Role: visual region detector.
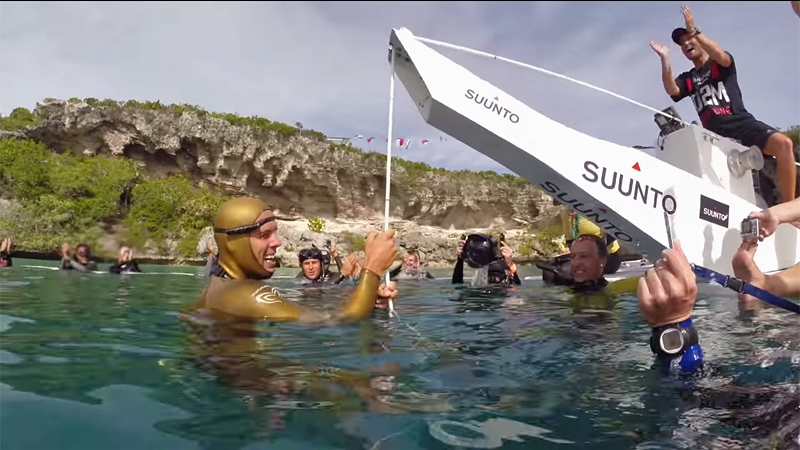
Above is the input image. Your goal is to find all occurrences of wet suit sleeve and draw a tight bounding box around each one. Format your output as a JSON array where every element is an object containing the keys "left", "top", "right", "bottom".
[
  {"left": 64, "top": 259, "right": 90, "bottom": 273},
  {"left": 425, "top": 271, "right": 435, "bottom": 279},
  {"left": 452, "top": 258, "right": 464, "bottom": 284},
  {"left": 109, "top": 262, "right": 122, "bottom": 274},
  {"left": 670, "top": 71, "right": 693, "bottom": 103},
  {"left": 607, "top": 276, "right": 641, "bottom": 295},
  {"left": 218, "top": 268, "right": 382, "bottom": 323},
  {"left": 130, "top": 260, "right": 141, "bottom": 273},
  {"left": 511, "top": 272, "right": 522, "bottom": 285}
]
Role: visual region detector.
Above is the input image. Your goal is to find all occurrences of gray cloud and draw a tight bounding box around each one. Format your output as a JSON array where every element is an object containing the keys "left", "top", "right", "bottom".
[{"left": 1, "top": 1, "right": 798, "bottom": 174}]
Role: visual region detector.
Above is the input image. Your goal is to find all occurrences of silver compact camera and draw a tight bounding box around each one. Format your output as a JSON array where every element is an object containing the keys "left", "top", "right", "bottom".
[{"left": 740, "top": 217, "right": 761, "bottom": 241}]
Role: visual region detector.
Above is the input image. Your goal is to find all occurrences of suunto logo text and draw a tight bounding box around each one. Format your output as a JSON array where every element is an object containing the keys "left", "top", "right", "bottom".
[{"left": 465, "top": 89, "right": 520, "bottom": 124}]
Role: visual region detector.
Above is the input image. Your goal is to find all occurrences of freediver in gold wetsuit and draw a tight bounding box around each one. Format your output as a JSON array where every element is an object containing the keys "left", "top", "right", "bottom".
[
  {"left": 181, "top": 197, "right": 406, "bottom": 424},
  {"left": 193, "top": 196, "right": 398, "bottom": 322}
]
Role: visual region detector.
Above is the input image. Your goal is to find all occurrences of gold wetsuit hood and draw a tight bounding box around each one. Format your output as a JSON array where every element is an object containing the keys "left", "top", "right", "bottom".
[{"left": 213, "top": 197, "right": 273, "bottom": 280}]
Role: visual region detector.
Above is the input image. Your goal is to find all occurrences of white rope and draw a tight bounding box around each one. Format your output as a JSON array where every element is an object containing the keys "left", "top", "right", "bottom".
[
  {"left": 414, "top": 35, "right": 800, "bottom": 168},
  {"left": 383, "top": 46, "right": 397, "bottom": 318},
  {"left": 415, "top": 35, "right": 691, "bottom": 126}
]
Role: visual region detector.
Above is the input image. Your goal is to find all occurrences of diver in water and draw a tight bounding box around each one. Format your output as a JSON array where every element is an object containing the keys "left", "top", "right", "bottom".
[
  {"left": 388, "top": 249, "right": 435, "bottom": 281},
  {"left": 537, "top": 234, "right": 639, "bottom": 294},
  {"left": 59, "top": 243, "right": 98, "bottom": 272},
  {"left": 0, "top": 237, "right": 13, "bottom": 267},
  {"left": 109, "top": 246, "right": 142, "bottom": 274},
  {"left": 639, "top": 240, "right": 799, "bottom": 448},
  {"left": 451, "top": 233, "right": 521, "bottom": 286},
  {"left": 197, "top": 196, "right": 398, "bottom": 323},
  {"left": 295, "top": 242, "right": 345, "bottom": 285}
]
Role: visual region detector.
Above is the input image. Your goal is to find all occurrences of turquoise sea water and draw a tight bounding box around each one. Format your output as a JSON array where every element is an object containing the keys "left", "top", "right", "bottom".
[{"left": 0, "top": 260, "right": 797, "bottom": 450}]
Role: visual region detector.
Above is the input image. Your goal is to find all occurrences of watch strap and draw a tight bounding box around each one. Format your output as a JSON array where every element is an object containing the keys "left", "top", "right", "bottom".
[{"left": 649, "top": 319, "right": 698, "bottom": 356}]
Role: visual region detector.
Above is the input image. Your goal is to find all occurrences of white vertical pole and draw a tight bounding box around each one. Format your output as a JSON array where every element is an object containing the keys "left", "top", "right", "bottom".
[{"left": 383, "top": 46, "right": 397, "bottom": 317}]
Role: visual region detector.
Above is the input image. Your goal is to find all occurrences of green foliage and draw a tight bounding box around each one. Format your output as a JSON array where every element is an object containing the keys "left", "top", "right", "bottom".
[
  {"left": 535, "top": 225, "right": 564, "bottom": 257},
  {"left": 0, "top": 107, "right": 44, "bottom": 131},
  {"left": 783, "top": 125, "right": 799, "bottom": 147},
  {"left": 0, "top": 138, "right": 227, "bottom": 258},
  {"left": 0, "top": 139, "right": 137, "bottom": 253},
  {"left": 123, "top": 176, "right": 229, "bottom": 258},
  {"left": 340, "top": 231, "right": 366, "bottom": 252},
  {"left": 307, "top": 216, "right": 325, "bottom": 233}
]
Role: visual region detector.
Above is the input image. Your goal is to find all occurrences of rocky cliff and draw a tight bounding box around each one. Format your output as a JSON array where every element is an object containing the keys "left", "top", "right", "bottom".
[
  {"left": 13, "top": 98, "right": 557, "bottom": 229},
  {"left": 0, "top": 98, "right": 564, "bottom": 266}
]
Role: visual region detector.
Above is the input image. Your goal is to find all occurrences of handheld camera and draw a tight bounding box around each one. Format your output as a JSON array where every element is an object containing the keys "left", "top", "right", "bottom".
[{"left": 740, "top": 217, "right": 761, "bottom": 241}]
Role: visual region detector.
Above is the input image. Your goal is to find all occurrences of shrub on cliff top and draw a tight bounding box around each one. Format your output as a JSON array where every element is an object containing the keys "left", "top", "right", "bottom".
[
  {"left": 0, "top": 138, "right": 227, "bottom": 258},
  {"left": 124, "top": 175, "right": 229, "bottom": 257},
  {"left": 0, "top": 139, "right": 138, "bottom": 253},
  {"left": 0, "top": 107, "right": 45, "bottom": 131},
  {"left": 30, "top": 97, "right": 531, "bottom": 187}
]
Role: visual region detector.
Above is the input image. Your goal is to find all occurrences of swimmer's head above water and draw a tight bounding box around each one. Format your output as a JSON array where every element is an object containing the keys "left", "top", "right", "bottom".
[
  {"left": 298, "top": 247, "right": 330, "bottom": 281},
  {"left": 212, "top": 196, "right": 281, "bottom": 280}
]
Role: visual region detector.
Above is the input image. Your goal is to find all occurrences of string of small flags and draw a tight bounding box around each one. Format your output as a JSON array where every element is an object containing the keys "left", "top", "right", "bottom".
[{"left": 327, "top": 135, "right": 450, "bottom": 150}]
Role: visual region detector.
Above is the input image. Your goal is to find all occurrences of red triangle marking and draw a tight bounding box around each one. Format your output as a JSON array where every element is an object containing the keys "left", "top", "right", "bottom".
[
  {"left": 599, "top": 208, "right": 608, "bottom": 213},
  {"left": 632, "top": 162, "right": 641, "bottom": 172},
  {"left": 493, "top": 96, "right": 499, "bottom": 101}
]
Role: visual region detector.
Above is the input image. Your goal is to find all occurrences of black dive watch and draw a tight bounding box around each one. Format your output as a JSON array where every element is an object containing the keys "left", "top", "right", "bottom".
[{"left": 649, "top": 322, "right": 698, "bottom": 357}]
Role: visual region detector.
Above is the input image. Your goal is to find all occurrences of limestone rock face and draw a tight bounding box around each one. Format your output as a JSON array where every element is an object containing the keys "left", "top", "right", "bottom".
[
  {"left": 10, "top": 99, "right": 558, "bottom": 231},
  {"left": 1, "top": 99, "right": 570, "bottom": 266}
]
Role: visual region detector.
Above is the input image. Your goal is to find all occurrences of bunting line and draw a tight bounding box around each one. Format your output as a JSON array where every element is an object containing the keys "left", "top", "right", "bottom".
[{"left": 326, "top": 134, "right": 450, "bottom": 150}]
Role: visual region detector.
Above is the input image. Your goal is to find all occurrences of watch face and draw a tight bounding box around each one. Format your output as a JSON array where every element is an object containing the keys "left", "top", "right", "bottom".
[{"left": 660, "top": 328, "right": 684, "bottom": 355}]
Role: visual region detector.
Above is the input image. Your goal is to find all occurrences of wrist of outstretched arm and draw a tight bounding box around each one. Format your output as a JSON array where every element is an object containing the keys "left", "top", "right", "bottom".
[{"left": 340, "top": 268, "right": 381, "bottom": 321}]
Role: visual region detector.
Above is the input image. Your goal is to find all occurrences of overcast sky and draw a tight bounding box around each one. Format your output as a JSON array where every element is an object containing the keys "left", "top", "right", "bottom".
[{"left": 1, "top": 1, "right": 798, "bottom": 174}]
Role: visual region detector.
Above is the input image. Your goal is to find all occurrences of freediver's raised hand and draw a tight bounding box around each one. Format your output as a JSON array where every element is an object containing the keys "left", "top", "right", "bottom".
[
  {"left": 456, "top": 239, "right": 466, "bottom": 258},
  {"left": 680, "top": 5, "right": 696, "bottom": 31},
  {"left": 375, "top": 281, "right": 398, "bottom": 310},
  {"left": 650, "top": 41, "right": 669, "bottom": 59},
  {"left": 362, "top": 230, "right": 397, "bottom": 274},
  {"left": 638, "top": 240, "right": 697, "bottom": 328}
]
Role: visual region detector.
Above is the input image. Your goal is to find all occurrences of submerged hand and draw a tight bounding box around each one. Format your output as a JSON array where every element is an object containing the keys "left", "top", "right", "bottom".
[{"left": 375, "top": 282, "right": 398, "bottom": 310}]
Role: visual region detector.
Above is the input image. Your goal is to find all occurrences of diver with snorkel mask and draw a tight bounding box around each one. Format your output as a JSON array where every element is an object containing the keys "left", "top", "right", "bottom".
[
  {"left": 451, "top": 233, "right": 521, "bottom": 286},
  {"left": 296, "top": 240, "right": 348, "bottom": 285}
]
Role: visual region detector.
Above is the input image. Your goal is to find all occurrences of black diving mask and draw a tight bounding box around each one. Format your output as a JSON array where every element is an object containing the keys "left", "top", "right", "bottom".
[
  {"left": 462, "top": 233, "right": 499, "bottom": 269},
  {"left": 298, "top": 247, "right": 331, "bottom": 266}
]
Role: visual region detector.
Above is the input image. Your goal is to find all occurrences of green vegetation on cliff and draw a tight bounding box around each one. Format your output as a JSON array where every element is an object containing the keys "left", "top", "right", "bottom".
[
  {"left": 0, "top": 98, "right": 531, "bottom": 187},
  {"left": 0, "top": 139, "right": 228, "bottom": 259}
]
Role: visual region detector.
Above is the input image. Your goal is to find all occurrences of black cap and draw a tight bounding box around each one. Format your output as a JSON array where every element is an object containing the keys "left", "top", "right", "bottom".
[{"left": 671, "top": 27, "right": 689, "bottom": 45}]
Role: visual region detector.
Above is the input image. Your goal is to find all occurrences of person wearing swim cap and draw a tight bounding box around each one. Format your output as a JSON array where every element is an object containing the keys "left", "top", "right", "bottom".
[
  {"left": 389, "top": 249, "right": 435, "bottom": 280},
  {"left": 0, "top": 237, "right": 13, "bottom": 268},
  {"left": 295, "top": 245, "right": 344, "bottom": 284},
  {"left": 197, "top": 196, "right": 398, "bottom": 322},
  {"left": 451, "top": 233, "right": 521, "bottom": 285},
  {"left": 59, "top": 242, "right": 97, "bottom": 272},
  {"left": 557, "top": 203, "right": 622, "bottom": 270},
  {"left": 109, "top": 246, "right": 142, "bottom": 274},
  {"left": 650, "top": 5, "right": 797, "bottom": 205}
]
